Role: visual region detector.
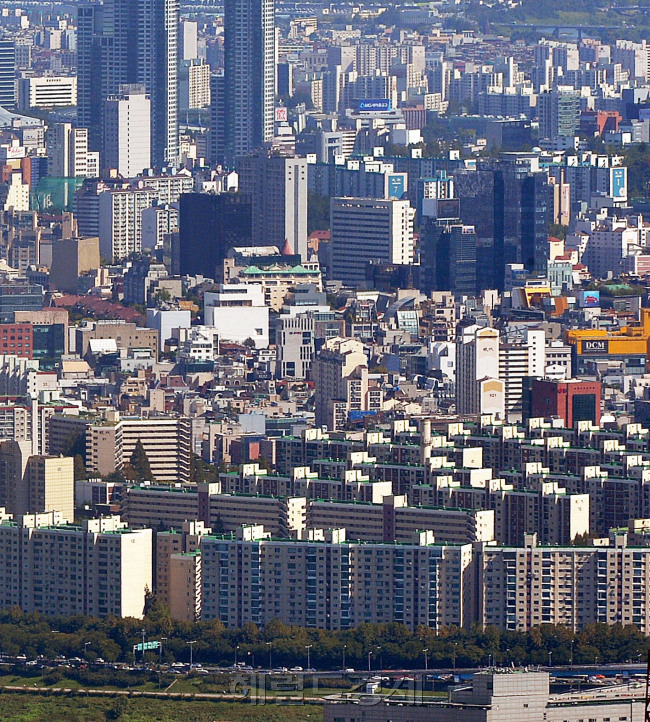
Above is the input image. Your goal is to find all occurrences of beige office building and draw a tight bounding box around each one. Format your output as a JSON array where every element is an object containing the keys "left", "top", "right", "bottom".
[
  {"left": 86, "top": 415, "right": 192, "bottom": 484},
  {"left": 75, "top": 320, "right": 158, "bottom": 358},
  {"left": 50, "top": 237, "right": 101, "bottom": 294},
  {"left": 312, "top": 337, "right": 383, "bottom": 432}
]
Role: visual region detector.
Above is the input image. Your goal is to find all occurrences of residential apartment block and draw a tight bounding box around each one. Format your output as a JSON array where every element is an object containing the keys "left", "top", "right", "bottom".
[
  {"left": 201, "top": 525, "right": 474, "bottom": 631},
  {"left": 480, "top": 532, "right": 650, "bottom": 632},
  {"left": 0, "top": 513, "right": 151, "bottom": 618}
]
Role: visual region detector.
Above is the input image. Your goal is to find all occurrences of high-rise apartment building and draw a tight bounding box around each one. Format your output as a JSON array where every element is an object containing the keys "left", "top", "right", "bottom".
[
  {"left": 103, "top": 85, "right": 151, "bottom": 178},
  {"left": 77, "top": 0, "right": 178, "bottom": 167},
  {"left": 330, "top": 197, "right": 415, "bottom": 286},
  {"left": 155, "top": 520, "right": 210, "bottom": 621},
  {"left": 237, "top": 154, "right": 308, "bottom": 259},
  {"left": 0, "top": 513, "right": 152, "bottom": 618},
  {"left": 47, "top": 123, "right": 98, "bottom": 178},
  {"left": 98, "top": 186, "right": 160, "bottom": 260},
  {"left": 179, "top": 59, "right": 211, "bottom": 110},
  {"left": 85, "top": 416, "right": 192, "bottom": 484},
  {"left": 221, "top": 0, "right": 275, "bottom": 162},
  {"left": 455, "top": 325, "right": 504, "bottom": 418},
  {"left": 0, "top": 440, "right": 74, "bottom": 522},
  {"left": 480, "top": 532, "right": 650, "bottom": 632},
  {"left": 201, "top": 525, "right": 475, "bottom": 631}
]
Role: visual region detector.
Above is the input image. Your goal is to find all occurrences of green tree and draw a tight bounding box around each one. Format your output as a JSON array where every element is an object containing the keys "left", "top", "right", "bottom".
[
  {"left": 548, "top": 223, "right": 569, "bottom": 241},
  {"left": 129, "top": 440, "right": 155, "bottom": 482},
  {"left": 61, "top": 431, "right": 87, "bottom": 461},
  {"left": 74, "top": 454, "right": 87, "bottom": 482},
  {"left": 307, "top": 192, "right": 330, "bottom": 233}
]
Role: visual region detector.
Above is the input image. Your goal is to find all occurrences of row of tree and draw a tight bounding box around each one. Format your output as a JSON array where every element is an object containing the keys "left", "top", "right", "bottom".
[{"left": 0, "top": 603, "right": 647, "bottom": 670}]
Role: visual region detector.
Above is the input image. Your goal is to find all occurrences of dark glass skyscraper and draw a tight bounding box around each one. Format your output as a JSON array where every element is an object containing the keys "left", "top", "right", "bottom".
[
  {"left": 453, "top": 159, "right": 550, "bottom": 292},
  {"left": 0, "top": 39, "right": 16, "bottom": 107},
  {"left": 421, "top": 219, "right": 477, "bottom": 297},
  {"left": 77, "top": 0, "right": 178, "bottom": 168},
  {"left": 220, "top": 0, "right": 275, "bottom": 164},
  {"left": 178, "top": 193, "right": 253, "bottom": 279}
]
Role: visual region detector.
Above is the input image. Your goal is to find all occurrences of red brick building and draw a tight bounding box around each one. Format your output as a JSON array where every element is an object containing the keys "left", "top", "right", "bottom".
[
  {"left": 0, "top": 323, "right": 33, "bottom": 358},
  {"left": 526, "top": 378, "right": 602, "bottom": 428}
]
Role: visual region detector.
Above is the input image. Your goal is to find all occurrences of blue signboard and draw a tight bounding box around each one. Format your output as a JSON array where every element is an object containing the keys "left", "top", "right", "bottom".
[
  {"left": 610, "top": 168, "right": 627, "bottom": 199},
  {"left": 358, "top": 99, "right": 391, "bottom": 112},
  {"left": 387, "top": 174, "right": 406, "bottom": 199}
]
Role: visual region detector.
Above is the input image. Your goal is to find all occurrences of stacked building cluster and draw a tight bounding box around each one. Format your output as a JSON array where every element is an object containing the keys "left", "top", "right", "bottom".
[{"left": 0, "top": 0, "right": 646, "bottom": 685}]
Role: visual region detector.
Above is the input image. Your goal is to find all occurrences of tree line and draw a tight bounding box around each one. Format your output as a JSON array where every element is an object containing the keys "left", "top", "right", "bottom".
[{"left": 0, "top": 602, "right": 647, "bottom": 670}]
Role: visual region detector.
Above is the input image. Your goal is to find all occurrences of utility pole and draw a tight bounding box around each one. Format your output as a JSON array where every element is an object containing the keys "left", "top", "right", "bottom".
[{"left": 187, "top": 640, "right": 197, "bottom": 669}]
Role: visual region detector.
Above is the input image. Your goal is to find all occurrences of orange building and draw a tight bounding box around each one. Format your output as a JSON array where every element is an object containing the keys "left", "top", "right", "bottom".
[{"left": 565, "top": 309, "right": 650, "bottom": 375}]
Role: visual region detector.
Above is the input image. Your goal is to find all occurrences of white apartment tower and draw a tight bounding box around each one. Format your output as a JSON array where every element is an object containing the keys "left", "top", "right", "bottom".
[
  {"left": 0, "top": 514, "right": 152, "bottom": 618},
  {"left": 103, "top": 85, "right": 152, "bottom": 179},
  {"left": 47, "top": 123, "right": 98, "bottom": 178},
  {"left": 456, "top": 325, "right": 504, "bottom": 418}
]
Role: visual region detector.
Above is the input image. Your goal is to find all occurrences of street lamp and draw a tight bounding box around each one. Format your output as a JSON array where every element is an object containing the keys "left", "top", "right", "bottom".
[
  {"left": 266, "top": 642, "right": 272, "bottom": 670},
  {"left": 367, "top": 650, "right": 372, "bottom": 674},
  {"left": 305, "top": 644, "right": 312, "bottom": 671},
  {"left": 548, "top": 651, "right": 552, "bottom": 668},
  {"left": 159, "top": 637, "right": 167, "bottom": 666},
  {"left": 342, "top": 644, "right": 347, "bottom": 671},
  {"left": 376, "top": 646, "right": 383, "bottom": 671},
  {"left": 84, "top": 641, "right": 90, "bottom": 660},
  {"left": 423, "top": 648, "right": 429, "bottom": 672},
  {"left": 235, "top": 645, "right": 240, "bottom": 667},
  {"left": 187, "top": 640, "right": 197, "bottom": 669},
  {"left": 452, "top": 642, "right": 458, "bottom": 677}
]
